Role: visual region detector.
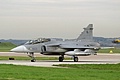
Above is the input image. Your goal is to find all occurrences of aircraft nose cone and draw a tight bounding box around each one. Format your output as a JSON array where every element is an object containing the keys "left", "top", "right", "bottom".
[{"left": 10, "top": 45, "right": 28, "bottom": 52}]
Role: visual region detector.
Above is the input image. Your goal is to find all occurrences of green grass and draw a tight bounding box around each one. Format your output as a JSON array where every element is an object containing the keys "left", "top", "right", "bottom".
[
  {"left": 98, "top": 48, "right": 120, "bottom": 53},
  {"left": 53, "top": 64, "right": 120, "bottom": 70},
  {"left": 0, "top": 42, "right": 16, "bottom": 52},
  {"left": 0, "top": 56, "right": 71, "bottom": 60},
  {"left": 0, "top": 64, "right": 120, "bottom": 80}
]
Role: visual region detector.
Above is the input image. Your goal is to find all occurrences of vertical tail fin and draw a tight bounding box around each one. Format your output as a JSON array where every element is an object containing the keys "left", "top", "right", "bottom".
[{"left": 77, "top": 24, "right": 93, "bottom": 41}]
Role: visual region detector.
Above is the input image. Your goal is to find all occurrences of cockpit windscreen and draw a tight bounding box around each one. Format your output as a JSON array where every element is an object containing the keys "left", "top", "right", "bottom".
[{"left": 25, "top": 38, "right": 51, "bottom": 44}]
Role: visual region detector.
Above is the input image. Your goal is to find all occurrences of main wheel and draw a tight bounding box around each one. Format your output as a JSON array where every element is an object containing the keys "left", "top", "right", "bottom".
[
  {"left": 59, "top": 57, "right": 63, "bottom": 62},
  {"left": 74, "top": 57, "right": 78, "bottom": 62}
]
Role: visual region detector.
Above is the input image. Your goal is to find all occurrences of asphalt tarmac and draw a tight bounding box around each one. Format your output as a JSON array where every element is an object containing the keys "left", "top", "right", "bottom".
[{"left": 0, "top": 52, "right": 120, "bottom": 67}]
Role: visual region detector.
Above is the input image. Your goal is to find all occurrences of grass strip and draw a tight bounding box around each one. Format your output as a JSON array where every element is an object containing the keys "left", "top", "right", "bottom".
[
  {"left": 0, "top": 56, "right": 71, "bottom": 60},
  {"left": 0, "top": 64, "right": 120, "bottom": 80}
]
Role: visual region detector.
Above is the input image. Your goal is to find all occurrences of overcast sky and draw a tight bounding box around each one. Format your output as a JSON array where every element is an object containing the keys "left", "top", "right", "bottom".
[{"left": 0, "top": 0, "right": 120, "bottom": 39}]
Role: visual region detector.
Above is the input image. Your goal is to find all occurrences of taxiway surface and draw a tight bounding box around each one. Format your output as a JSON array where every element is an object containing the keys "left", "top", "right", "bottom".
[{"left": 0, "top": 52, "right": 120, "bottom": 67}]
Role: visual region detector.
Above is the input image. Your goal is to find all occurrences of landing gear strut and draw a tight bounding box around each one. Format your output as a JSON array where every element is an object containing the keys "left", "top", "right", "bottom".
[
  {"left": 28, "top": 52, "right": 36, "bottom": 62},
  {"left": 59, "top": 55, "right": 64, "bottom": 62}
]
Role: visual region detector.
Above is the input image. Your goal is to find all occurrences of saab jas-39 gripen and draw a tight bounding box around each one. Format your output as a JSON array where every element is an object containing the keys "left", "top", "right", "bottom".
[{"left": 11, "top": 24, "right": 100, "bottom": 62}]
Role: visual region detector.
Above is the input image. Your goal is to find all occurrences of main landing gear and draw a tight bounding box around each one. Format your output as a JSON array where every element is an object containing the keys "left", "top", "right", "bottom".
[
  {"left": 28, "top": 52, "right": 36, "bottom": 62},
  {"left": 59, "top": 55, "right": 64, "bottom": 62},
  {"left": 73, "top": 56, "right": 78, "bottom": 62},
  {"left": 27, "top": 53, "right": 79, "bottom": 62},
  {"left": 59, "top": 55, "right": 79, "bottom": 62}
]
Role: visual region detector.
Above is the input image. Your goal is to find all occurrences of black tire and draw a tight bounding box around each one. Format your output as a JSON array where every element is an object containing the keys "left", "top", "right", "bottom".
[
  {"left": 59, "top": 57, "right": 63, "bottom": 62},
  {"left": 74, "top": 57, "right": 78, "bottom": 62},
  {"left": 31, "top": 59, "right": 36, "bottom": 62}
]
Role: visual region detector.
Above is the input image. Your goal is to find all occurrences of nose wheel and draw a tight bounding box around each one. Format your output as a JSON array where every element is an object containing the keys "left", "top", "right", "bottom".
[
  {"left": 31, "top": 59, "right": 36, "bottom": 62},
  {"left": 28, "top": 52, "right": 36, "bottom": 62}
]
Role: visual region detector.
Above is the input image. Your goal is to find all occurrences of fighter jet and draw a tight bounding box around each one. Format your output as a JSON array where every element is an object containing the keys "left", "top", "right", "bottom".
[{"left": 11, "top": 24, "right": 100, "bottom": 62}]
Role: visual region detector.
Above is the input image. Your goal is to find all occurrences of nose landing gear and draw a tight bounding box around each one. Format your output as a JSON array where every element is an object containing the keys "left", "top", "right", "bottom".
[{"left": 28, "top": 52, "right": 36, "bottom": 62}]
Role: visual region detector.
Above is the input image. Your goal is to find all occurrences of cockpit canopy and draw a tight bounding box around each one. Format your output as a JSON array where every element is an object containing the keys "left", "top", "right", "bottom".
[{"left": 25, "top": 38, "right": 51, "bottom": 44}]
